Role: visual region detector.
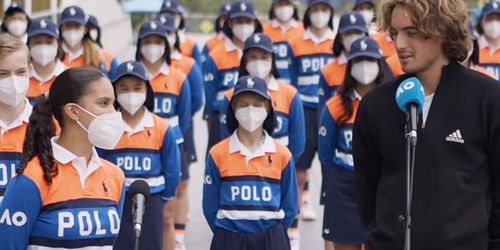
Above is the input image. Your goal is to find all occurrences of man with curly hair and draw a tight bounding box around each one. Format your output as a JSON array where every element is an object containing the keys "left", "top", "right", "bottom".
[{"left": 353, "top": 0, "right": 500, "bottom": 249}]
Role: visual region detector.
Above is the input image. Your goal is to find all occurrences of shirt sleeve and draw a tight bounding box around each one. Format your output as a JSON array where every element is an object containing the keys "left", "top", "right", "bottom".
[
  {"left": 160, "top": 127, "right": 181, "bottom": 201},
  {"left": 116, "top": 182, "right": 126, "bottom": 217},
  {"left": 318, "top": 71, "right": 332, "bottom": 108},
  {"left": 178, "top": 79, "right": 192, "bottom": 136},
  {"left": 202, "top": 155, "right": 221, "bottom": 232},
  {"left": 0, "top": 174, "right": 42, "bottom": 249},
  {"left": 219, "top": 96, "right": 230, "bottom": 140},
  {"left": 318, "top": 106, "right": 338, "bottom": 169},
  {"left": 352, "top": 97, "right": 382, "bottom": 228},
  {"left": 288, "top": 94, "right": 305, "bottom": 163},
  {"left": 187, "top": 64, "right": 204, "bottom": 115},
  {"left": 191, "top": 43, "right": 203, "bottom": 69},
  {"left": 280, "top": 157, "right": 299, "bottom": 230},
  {"left": 203, "top": 56, "right": 219, "bottom": 117},
  {"left": 108, "top": 58, "right": 120, "bottom": 80}
]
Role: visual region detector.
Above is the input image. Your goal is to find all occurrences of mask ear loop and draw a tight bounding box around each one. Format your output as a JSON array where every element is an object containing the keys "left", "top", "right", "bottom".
[{"left": 71, "top": 104, "right": 96, "bottom": 133}]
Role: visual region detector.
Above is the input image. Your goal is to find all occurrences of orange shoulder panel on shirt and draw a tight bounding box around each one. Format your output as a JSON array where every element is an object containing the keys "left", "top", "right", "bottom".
[
  {"left": 385, "top": 54, "right": 404, "bottom": 76},
  {"left": 114, "top": 114, "right": 169, "bottom": 150},
  {"left": 290, "top": 37, "right": 334, "bottom": 57},
  {"left": 172, "top": 56, "right": 195, "bottom": 76},
  {"left": 270, "top": 81, "right": 297, "bottom": 114},
  {"left": 27, "top": 77, "right": 56, "bottom": 98},
  {"left": 472, "top": 64, "right": 496, "bottom": 78},
  {"left": 206, "top": 36, "right": 224, "bottom": 52},
  {"left": 322, "top": 60, "right": 347, "bottom": 87},
  {"left": 0, "top": 123, "right": 27, "bottom": 152},
  {"left": 23, "top": 156, "right": 124, "bottom": 206},
  {"left": 326, "top": 95, "right": 359, "bottom": 124},
  {"left": 209, "top": 138, "right": 291, "bottom": 179},
  {"left": 180, "top": 37, "right": 196, "bottom": 58},
  {"left": 63, "top": 53, "right": 85, "bottom": 68},
  {"left": 209, "top": 46, "right": 241, "bottom": 70},
  {"left": 263, "top": 22, "right": 304, "bottom": 43},
  {"left": 150, "top": 67, "right": 187, "bottom": 96},
  {"left": 371, "top": 31, "right": 396, "bottom": 58},
  {"left": 478, "top": 47, "right": 500, "bottom": 64}
]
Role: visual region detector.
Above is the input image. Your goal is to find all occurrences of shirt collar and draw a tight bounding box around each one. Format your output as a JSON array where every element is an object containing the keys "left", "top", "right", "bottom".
[
  {"left": 268, "top": 77, "right": 280, "bottom": 91},
  {"left": 30, "top": 60, "right": 65, "bottom": 83},
  {"left": 178, "top": 31, "right": 186, "bottom": 43},
  {"left": 63, "top": 44, "right": 84, "bottom": 61},
  {"left": 123, "top": 108, "right": 154, "bottom": 135},
  {"left": 351, "top": 90, "right": 362, "bottom": 101},
  {"left": 338, "top": 52, "right": 348, "bottom": 65},
  {"left": 304, "top": 28, "right": 335, "bottom": 44},
  {"left": 0, "top": 99, "right": 32, "bottom": 133},
  {"left": 478, "top": 35, "right": 500, "bottom": 54},
  {"left": 271, "top": 19, "right": 299, "bottom": 31},
  {"left": 51, "top": 136, "right": 102, "bottom": 187},
  {"left": 171, "top": 49, "right": 182, "bottom": 60},
  {"left": 149, "top": 62, "right": 170, "bottom": 79},
  {"left": 229, "top": 130, "right": 276, "bottom": 156},
  {"left": 224, "top": 37, "right": 243, "bottom": 56}
]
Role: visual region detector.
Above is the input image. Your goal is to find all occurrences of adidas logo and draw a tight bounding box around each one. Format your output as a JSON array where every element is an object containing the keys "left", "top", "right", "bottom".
[{"left": 445, "top": 129, "right": 464, "bottom": 144}]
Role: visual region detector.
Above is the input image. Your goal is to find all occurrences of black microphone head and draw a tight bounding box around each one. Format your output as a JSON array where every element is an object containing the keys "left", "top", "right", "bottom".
[{"left": 128, "top": 180, "right": 150, "bottom": 198}]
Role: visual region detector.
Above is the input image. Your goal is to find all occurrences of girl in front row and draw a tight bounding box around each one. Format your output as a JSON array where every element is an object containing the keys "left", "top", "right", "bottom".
[
  {"left": 98, "top": 61, "right": 181, "bottom": 250},
  {"left": 203, "top": 75, "right": 298, "bottom": 250},
  {"left": 0, "top": 67, "right": 126, "bottom": 249},
  {"left": 318, "top": 37, "right": 389, "bottom": 250}
]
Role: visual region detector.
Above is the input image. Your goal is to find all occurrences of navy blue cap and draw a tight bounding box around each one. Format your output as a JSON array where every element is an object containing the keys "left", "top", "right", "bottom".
[
  {"left": 354, "top": 0, "right": 375, "bottom": 7},
  {"left": 338, "top": 11, "right": 368, "bottom": 34},
  {"left": 219, "top": 3, "right": 232, "bottom": 17},
  {"left": 59, "top": 5, "right": 87, "bottom": 26},
  {"left": 244, "top": 33, "right": 273, "bottom": 53},
  {"left": 347, "top": 37, "right": 382, "bottom": 61},
  {"left": 112, "top": 61, "right": 150, "bottom": 83},
  {"left": 233, "top": 75, "right": 270, "bottom": 100},
  {"left": 160, "top": 0, "right": 182, "bottom": 14},
  {"left": 5, "top": 3, "right": 26, "bottom": 15},
  {"left": 273, "top": 0, "right": 293, "bottom": 3},
  {"left": 308, "top": 0, "right": 333, "bottom": 8},
  {"left": 481, "top": 1, "right": 500, "bottom": 18},
  {"left": 28, "top": 19, "right": 59, "bottom": 38},
  {"left": 138, "top": 20, "right": 167, "bottom": 39},
  {"left": 87, "top": 15, "right": 99, "bottom": 28},
  {"left": 156, "top": 14, "right": 176, "bottom": 33},
  {"left": 229, "top": 1, "right": 257, "bottom": 20}
]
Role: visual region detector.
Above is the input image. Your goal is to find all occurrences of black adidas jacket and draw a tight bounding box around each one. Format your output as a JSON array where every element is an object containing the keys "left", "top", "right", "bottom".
[{"left": 353, "top": 62, "right": 500, "bottom": 250}]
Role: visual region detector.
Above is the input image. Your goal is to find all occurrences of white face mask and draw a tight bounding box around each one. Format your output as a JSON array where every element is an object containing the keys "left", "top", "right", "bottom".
[
  {"left": 141, "top": 44, "right": 165, "bottom": 63},
  {"left": 30, "top": 44, "right": 58, "bottom": 66},
  {"left": 246, "top": 60, "right": 272, "bottom": 79},
  {"left": 309, "top": 11, "right": 330, "bottom": 29},
  {"left": 118, "top": 92, "right": 146, "bottom": 116},
  {"left": 351, "top": 60, "right": 379, "bottom": 85},
  {"left": 232, "top": 24, "right": 255, "bottom": 42},
  {"left": 7, "top": 20, "right": 27, "bottom": 37},
  {"left": 484, "top": 20, "right": 500, "bottom": 39},
  {"left": 235, "top": 106, "right": 268, "bottom": 133},
  {"left": 62, "top": 29, "right": 84, "bottom": 48},
  {"left": 167, "top": 34, "right": 177, "bottom": 48},
  {"left": 89, "top": 29, "right": 99, "bottom": 41},
  {"left": 0, "top": 75, "right": 29, "bottom": 107},
  {"left": 75, "top": 105, "right": 124, "bottom": 150},
  {"left": 274, "top": 6, "right": 294, "bottom": 22},
  {"left": 343, "top": 34, "right": 365, "bottom": 52},
  {"left": 358, "top": 10, "right": 374, "bottom": 24}
]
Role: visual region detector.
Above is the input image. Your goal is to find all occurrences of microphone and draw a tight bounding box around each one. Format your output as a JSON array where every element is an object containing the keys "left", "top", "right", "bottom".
[
  {"left": 129, "top": 180, "right": 150, "bottom": 240},
  {"left": 395, "top": 77, "right": 425, "bottom": 145}
]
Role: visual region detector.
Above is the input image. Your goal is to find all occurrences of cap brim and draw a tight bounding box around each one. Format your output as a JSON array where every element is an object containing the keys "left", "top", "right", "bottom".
[
  {"left": 112, "top": 72, "right": 149, "bottom": 84},
  {"left": 339, "top": 26, "right": 368, "bottom": 34},
  {"left": 232, "top": 89, "right": 270, "bottom": 101},
  {"left": 244, "top": 44, "right": 273, "bottom": 53},
  {"left": 483, "top": 10, "right": 500, "bottom": 17},
  {"left": 28, "top": 30, "right": 58, "bottom": 39},
  {"left": 59, "top": 18, "right": 86, "bottom": 26},
  {"left": 230, "top": 13, "right": 257, "bottom": 20},
  {"left": 347, "top": 51, "right": 382, "bottom": 61},
  {"left": 138, "top": 31, "right": 166, "bottom": 39}
]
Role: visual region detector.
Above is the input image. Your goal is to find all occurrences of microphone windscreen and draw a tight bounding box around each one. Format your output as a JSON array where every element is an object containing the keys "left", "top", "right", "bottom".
[
  {"left": 129, "top": 180, "right": 150, "bottom": 198},
  {"left": 395, "top": 77, "right": 425, "bottom": 113}
]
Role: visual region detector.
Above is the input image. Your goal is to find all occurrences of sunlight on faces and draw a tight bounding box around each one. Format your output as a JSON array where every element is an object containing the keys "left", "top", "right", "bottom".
[
  {"left": 28, "top": 35, "right": 58, "bottom": 48},
  {"left": 232, "top": 92, "right": 269, "bottom": 112},
  {"left": 60, "top": 22, "right": 85, "bottom": 33},
  {"left": 355, "top": 3, "right": 374, "bottom": 11},
  {"left": 4, "top": 12, "right": 28, "bottom": 24},
  {"left": 228, "top": 17, "right": 256, "bottom": 28},
  {"left": 0, "top": 49, "right": 29, "bottom": 80},
  {"left": 309, "top": 3, "right": 331, "bottom": 15},
  {"left": 141, "top": 35, "right": 165, "bottom": 47},
  {"left": 115, "top": 76, "right": 147, "bottom": 96},
  {"left": 388, "top": 5, "right": 444, "bottom": 74},
  {"left": 66, "top": 77, "right": 116, "bottom": 129},
  {"left": 244, "top": 48, "right": 273, "bottom": 65}
]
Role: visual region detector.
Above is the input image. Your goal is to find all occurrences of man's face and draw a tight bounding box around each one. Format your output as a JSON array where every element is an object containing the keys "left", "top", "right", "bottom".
[
  {"left": 0, "top": 49, "right": 29, "bottom": 80},
  {"left": 388, "top": 5, "right": 445, "bottom": 74}
]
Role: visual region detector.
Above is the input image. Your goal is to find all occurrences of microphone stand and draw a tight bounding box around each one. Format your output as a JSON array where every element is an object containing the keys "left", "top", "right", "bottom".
[{"left": 403, "top": 105, "right": 418, "bottom": 250}]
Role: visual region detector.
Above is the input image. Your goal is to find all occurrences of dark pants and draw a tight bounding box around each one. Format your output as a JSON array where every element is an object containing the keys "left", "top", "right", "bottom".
[
  {"left": 210, "top": 224, "right": 291, "bottom": 250},
  {"left": 114, "top": 194, "right": 165, "bottom": 250}
]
